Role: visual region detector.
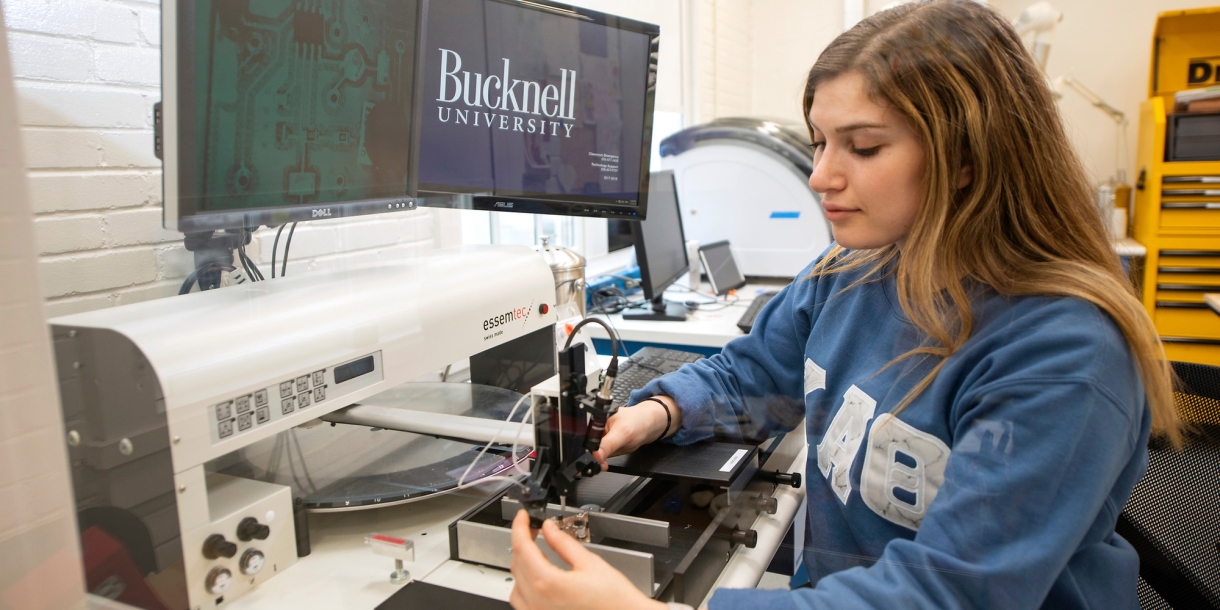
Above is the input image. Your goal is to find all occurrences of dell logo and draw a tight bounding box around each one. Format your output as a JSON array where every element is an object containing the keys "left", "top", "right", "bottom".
[{"left": 312, "top": 208, "right": 333, "bottom": 218}]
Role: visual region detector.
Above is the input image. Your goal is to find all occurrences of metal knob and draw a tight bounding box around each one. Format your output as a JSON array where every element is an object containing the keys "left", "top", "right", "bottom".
[
  {"left": 730, "top": 528, "right": 758, "bottom": 548},
  {"left": 202, "top": 534, "right": 237, "bottom": 559},
  {"left": 237, "top": 517, "right": 270, "bottom": 542},
  {"left": 764, "top": 470, "right": 802, "bottom": 488}
]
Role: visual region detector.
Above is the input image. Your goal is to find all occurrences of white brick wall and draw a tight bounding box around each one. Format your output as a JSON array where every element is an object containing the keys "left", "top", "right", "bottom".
[{"left": 2, "top": 0, "right": 441, "bottom": 320}]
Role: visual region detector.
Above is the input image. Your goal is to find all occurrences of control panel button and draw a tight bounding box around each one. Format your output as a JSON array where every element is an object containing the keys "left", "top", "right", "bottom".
[
  {"left": 218, "top": 420, "right": 234, "bottom": 439},
  {"left": 237, "top": 412, "right": 253, "bottom": 431},
  {"left": 235, "top": 394, "right": 251, "bottom": 414},
  {"left": 296, "top": 375, "right": 310, "bottom": 393},
  {"left": 239, "top": 549, "right": 265, "bottom": 576},
  {"left": 312, "top": 370, "right": 326, "bottom": 387},
  {"left": 314, "top": 386, "right": 326, "bottom": 402},
  {"left": 205, "top": 567, "right": 232, "bottom": 595},
  {"left": 281, "top": 399, "right": 295, "bottom": 415},
  {"left": 298, "top": 392, "right": 312, "bottom": 409},
  {"left": 279, "top": 380, "right": 294, "bottom": 399},
  {"left": 255, "top": 406, "right": 270, "bottom": 424},
  {"left": 215, "top": 401, "right": 232, "bottom": 421},
  {"left": 254, "top": 389, "right": 269, "bottom": 406}
]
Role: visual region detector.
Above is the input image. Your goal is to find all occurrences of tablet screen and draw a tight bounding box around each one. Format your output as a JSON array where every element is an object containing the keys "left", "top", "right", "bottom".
[{"left": 700, "top": 241, "right": 746, "bottom": 296}]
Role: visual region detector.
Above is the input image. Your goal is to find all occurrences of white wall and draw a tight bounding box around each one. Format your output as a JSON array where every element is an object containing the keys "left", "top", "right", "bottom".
[
  {"left": 1, "top": 0, "right": 441, "bottom": 319},
  {"left": 751, "top": 1, "right": 844, "bottom": 125},
  {"left": 682, "top": 1, "right": 842, "bottom": 127},
  {"left": 0, "top": 7, "right": 88, "bottom": 609},
  {"left": 979, "top": 0, "right": 1218, "bottom": 186}
]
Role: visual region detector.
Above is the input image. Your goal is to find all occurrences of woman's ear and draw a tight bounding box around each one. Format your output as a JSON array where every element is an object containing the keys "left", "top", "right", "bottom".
[{"left": 957, "top": 164, "right": 974, "bottom": 189}]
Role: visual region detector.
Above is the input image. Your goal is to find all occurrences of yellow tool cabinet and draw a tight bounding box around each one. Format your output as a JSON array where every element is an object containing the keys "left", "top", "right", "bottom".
[{"left": 1132, "top": 7, "right": 1220, "bottom": 365}]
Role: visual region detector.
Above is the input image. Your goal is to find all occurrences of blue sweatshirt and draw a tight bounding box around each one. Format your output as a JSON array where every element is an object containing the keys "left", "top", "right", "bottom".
[{"left": 631, "top": 252, "right": 1150, "bottom": 610}]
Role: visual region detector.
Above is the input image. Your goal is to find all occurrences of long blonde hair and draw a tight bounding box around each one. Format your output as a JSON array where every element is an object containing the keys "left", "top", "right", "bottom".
[{"left": 803, "top": 0, "right": 1181, "bottom": 446}]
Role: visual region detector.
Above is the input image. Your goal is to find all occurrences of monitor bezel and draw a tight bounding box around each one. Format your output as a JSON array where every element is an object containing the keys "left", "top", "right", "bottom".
[
  {"left": 161, "top": 0, "right": 425, "bottom": 233},
  {"left": 698, "top": 240, "right": 747, "bottom": 296},
  {"left": 632, "top": 170, "right": 688, "bottom": 301},
  {"left": 412, "top": 0, "right": 660, "bottom": 222},
  {"left": 161, "top": 0, "right": 660, "bottom": 233}
]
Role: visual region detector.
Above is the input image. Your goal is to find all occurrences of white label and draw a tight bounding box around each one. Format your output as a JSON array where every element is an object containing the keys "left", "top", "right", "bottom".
[{"left": 720, "top": 449, "right": 749, "bottom": 472}]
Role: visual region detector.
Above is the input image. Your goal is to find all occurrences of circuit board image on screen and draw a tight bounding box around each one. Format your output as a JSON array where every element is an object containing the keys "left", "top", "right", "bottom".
[{"left": 178, "top": 0, "right": 420, "bottom": 221}]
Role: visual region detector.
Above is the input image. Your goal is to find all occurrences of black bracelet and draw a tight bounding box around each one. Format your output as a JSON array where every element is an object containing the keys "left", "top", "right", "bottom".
[{"left": 638, "top": 397, "right": 672, "bottom": 444}]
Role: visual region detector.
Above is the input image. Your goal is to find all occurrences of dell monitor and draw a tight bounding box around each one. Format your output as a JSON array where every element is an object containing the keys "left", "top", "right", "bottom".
[
  {"left": 161, "top": 0, "right": 424, "bottom": 232},
  {"left": 624, "top": 170, "right": 689, "bottom": 322},
  {"left": 161, "top": 0, "right": 659, "bottom": 233}
]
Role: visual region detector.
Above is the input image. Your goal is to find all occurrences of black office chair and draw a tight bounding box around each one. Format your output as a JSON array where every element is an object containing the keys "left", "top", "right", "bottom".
[{"left": 1117, "top": 361, "right": 1220, "bottom": 609}]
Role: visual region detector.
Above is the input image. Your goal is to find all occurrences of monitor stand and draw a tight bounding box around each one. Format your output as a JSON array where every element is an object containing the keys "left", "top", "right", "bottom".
[{"left": 623, "top": 294, "right": 689, "bottom": 322}]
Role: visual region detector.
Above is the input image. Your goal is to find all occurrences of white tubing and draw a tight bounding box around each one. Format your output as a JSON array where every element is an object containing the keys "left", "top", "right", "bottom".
[{"left": 699, "top": 445, "right": 808, "bottom": 608}]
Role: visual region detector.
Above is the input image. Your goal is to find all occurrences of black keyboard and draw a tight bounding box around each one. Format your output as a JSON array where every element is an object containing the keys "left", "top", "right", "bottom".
[
  {"left": 736, "top": 292, "right": 778, "bottom": 334},
  {"left": 610, "top": 346, "right": 704, "bottom": 407}
]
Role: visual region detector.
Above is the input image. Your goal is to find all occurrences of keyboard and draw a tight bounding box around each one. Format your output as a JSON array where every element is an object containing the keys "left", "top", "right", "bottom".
[
  {"left": 736, "top": 292, "right": 778, "bottom": 334},
  {"left": 610, "top": 346, "right": 704, "bottom": 407}
]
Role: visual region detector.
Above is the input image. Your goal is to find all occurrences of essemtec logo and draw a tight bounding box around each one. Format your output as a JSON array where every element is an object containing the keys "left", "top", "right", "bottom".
[
  {"left": 435, "top": 49, "right": 577, "bottom": 138},
  {"left": 483, "top": 304, "right": 533, "bottom": 340}
]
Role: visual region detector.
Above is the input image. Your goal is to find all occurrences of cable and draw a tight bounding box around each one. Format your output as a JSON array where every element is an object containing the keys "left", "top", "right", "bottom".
[
  {"left": 686, "top": 292, "right": 741, "bottom": 312},
  {"left": 511, "top": 408, "right": 534, "bottom": 476},
  {"left": 457, "top": 392, "right": 533, "bottom": 487},
  {"left": 271, "top": 224, "right": 286, "bottom": 279},
  {"left": 242, "top": 234, "right": 264, "bottom": 281},
  {"left": 179, "top": 263, "right": 235, "bottom": 295},
  {"left": 281, "top": 222, "right": 298, "bottom": 277},
  {"left": 564, "top": 317, "right": 620, "bottom": 359}
]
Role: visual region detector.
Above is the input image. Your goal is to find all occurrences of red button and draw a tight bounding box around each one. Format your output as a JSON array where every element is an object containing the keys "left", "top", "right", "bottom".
[{"left": 540, "top": 304, "right": 549, "bottom": 314}]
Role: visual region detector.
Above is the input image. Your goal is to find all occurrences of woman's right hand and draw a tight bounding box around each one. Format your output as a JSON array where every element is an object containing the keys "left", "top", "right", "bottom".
[{"left": 592, "top": 396, "right": 680, "bottom": 471}]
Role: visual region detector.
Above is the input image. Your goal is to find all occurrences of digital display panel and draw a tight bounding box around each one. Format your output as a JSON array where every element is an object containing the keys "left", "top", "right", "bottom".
[
  {"left": 414, "top": 0, "right": 658, "bottom": 219},
  {"left": 168, "top": 0, "right": 422, "bottom": 232},
  {"left": 163, "top": 0, "right": 659, "bottom": 231},
  {"left": 334, "top": 355, "right": 376, "bottom": 384}
]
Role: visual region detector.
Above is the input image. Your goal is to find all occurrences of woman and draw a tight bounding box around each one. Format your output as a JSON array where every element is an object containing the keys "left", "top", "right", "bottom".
[{"left": 509, "top": 1, "right": 1180, "bottom": 608}]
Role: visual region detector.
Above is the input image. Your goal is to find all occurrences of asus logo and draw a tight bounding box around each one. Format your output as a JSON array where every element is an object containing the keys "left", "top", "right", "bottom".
[
  {"left": 493, "top": 202, "right": 514, "bottom": 209},
  {"left": 312, "top": 208, "right": 333, "bottom": 218}
]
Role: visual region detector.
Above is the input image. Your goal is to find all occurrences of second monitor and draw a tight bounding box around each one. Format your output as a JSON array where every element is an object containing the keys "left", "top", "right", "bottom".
[{"left": 624, "top": 170, "right": 690, "bottom": 322}]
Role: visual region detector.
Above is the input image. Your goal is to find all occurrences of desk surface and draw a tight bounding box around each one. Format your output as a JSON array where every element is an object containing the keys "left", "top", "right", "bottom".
[{"left": 586, "top": 281, "right": 790, "bottom": 349}]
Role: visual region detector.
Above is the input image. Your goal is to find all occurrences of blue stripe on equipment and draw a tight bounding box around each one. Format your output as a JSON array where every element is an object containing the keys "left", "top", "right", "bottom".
[{"left": 770, "top": 211, "right": 801, "bottom": 219}]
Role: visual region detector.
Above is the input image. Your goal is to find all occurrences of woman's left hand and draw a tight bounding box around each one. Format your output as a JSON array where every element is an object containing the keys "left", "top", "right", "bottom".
[{"left": 508, "top": 509, "right": 665, "bottom": 610}]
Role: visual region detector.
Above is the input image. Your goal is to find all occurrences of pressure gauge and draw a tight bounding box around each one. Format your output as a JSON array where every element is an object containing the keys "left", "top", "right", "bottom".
[
  {"left": 205, "top": 567, "right": 232, "bottom": 595},
  {"left": 240, "top": 549, "right": 265, "bottom": 576}
]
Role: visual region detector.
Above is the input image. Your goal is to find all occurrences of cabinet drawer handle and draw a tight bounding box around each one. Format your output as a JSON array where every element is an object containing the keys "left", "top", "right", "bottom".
[
  {"left": 1161, "top": 337, "right": 1220, "bottom": 346},
  {"left": 1158, "top": 267, "right": 1220, "bottom": 274},
  {"left": 1161, "top": 202, "right": 1220, "bottom": 210},
  {"left": 1156, "top": 302, "right": 1210, "bottom": 309},
  {"left": 1160, "top": 250, "right": 1220, "bottom": 258}
]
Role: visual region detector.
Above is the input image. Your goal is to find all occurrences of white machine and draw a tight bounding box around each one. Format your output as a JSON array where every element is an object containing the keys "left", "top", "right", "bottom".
[
  {"left": 659, "top": 118, "right": 829, "bottom": 278},
  {"left": 50, "top": 246, "right": 556, "bottom": 609}
]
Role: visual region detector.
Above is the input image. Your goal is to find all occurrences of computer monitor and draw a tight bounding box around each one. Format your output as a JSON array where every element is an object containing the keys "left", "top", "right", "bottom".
[
  {"left": 161, "top": 0, "right": 425, "bottom": 232},
  {"left": 624, "top": 170, "right": 689, "bottom": 322},
  {"left": 415, "top": 0, "right": 659, "bottom": 220},
  {"left": 161, "top": 0, "right": 659, "bottom": 233}
]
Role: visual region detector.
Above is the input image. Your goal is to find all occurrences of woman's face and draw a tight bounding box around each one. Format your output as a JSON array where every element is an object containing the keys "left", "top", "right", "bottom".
[{"left": 807, "top": 71, "right": 926, "bottom": 250}]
